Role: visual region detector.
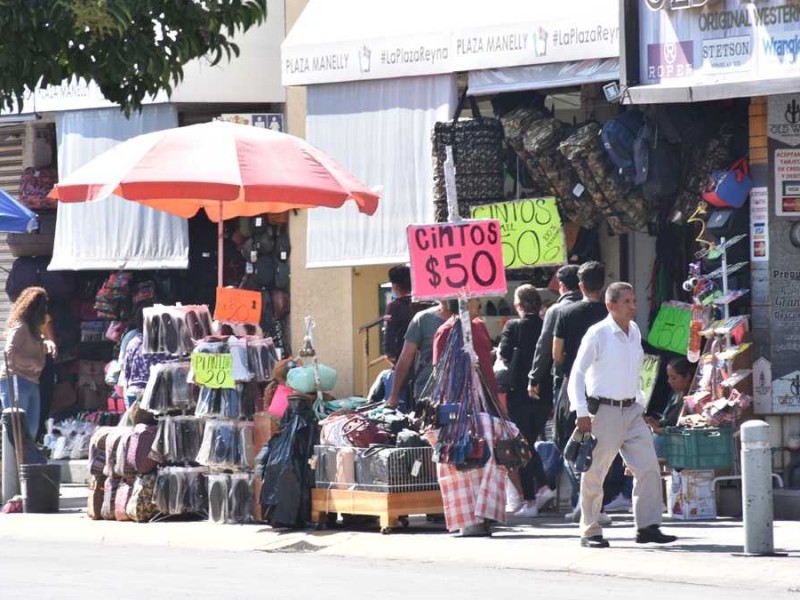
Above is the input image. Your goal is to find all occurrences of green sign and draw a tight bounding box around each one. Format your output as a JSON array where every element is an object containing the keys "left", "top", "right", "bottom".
[
  {"left": 640, "top": 354, "right": 661, "bottom": 410},
  {"left": 471, "top": 197, "right": 566, "bottom": 269},
  {"left": 191, "top": 353, "right": 235, "bottom": 389},
  {"left": 647, "top": 303, "right": 692, "bottom": 356}
]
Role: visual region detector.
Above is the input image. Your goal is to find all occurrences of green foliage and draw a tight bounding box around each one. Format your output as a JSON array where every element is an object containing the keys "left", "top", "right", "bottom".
[{"left": 0, "top": 0, "right": 267, "bottom": 115}]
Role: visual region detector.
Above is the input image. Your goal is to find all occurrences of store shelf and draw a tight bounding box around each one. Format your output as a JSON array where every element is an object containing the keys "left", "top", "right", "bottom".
[
  {"left": 720, "top": 370, "right": 752, "bottom": 388},
  {"left": 712, "top": 290, "right": 749, "bottom": 306}
]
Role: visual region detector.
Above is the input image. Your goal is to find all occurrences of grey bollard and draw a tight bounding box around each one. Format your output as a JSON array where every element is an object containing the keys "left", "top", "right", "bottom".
[{"left": 741, "top": 420, "right": 774, "bottom": 555}]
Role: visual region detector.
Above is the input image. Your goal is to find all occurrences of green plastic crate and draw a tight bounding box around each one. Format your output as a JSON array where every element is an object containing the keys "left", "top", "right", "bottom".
[{"left": 663, "top": 426, "right": 734, "bottom": 470}]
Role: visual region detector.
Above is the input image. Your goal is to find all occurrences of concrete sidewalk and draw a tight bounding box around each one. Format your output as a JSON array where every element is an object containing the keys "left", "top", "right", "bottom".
[{"left": 1, "top": 485, "right": 798, "bottom": 594}]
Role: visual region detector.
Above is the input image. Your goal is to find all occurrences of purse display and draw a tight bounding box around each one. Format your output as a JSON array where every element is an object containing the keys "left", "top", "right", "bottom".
[{"left": 341, "top": 415, "right": 391, "bottom": 448}]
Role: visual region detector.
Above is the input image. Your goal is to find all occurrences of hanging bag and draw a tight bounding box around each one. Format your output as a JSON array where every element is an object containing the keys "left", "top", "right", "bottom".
[
  {"left": 432, "top": 88, "right": 505, "bottom": 221},
  {"left": 702, "top": 157, "right": 752, "bottom": 209}
]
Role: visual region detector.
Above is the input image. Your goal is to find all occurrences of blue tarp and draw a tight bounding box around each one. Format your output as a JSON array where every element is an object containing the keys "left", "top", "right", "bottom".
[{"left": 0, "top": 188, "right": 37, "bottom": 233}]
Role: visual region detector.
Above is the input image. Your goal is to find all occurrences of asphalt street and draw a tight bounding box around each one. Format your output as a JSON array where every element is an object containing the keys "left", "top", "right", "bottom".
[{"left": 0, "top": 538, "right": 795, "bottom": 600}]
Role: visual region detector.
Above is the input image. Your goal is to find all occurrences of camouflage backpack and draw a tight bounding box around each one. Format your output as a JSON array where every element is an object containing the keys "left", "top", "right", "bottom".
[
  {"left": 559, "top": 122, "right": 651, "bottom": 234},
  {"left": 502, "top": 108, "right": 602, "bottom": 229},
  {"left": 126, "top": 473, "right": 158, "bottom": 523}
]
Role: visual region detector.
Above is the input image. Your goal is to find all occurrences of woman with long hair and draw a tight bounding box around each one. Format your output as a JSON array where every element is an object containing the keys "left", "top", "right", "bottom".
[{"left": 0, "top": 287, "right": 56, "bottom": 439}]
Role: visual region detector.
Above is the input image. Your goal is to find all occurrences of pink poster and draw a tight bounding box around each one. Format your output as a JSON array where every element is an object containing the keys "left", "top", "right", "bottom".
[{"left": 407, "top": 220, "right": 507, "bottom": 300}]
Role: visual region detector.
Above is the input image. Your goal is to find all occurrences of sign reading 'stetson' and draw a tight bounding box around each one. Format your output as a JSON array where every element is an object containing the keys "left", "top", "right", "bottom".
[
  {"left": 471, "top": 197, "right": 567, "bottom": 269},
  {"left": 407, "top": 220, "right": 507, "bottom": 300}
]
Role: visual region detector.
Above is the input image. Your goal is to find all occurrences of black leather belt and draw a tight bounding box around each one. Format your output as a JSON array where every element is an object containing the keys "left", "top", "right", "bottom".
[{"left": 589, "top": 396, "right": 636, "bottom": 408}]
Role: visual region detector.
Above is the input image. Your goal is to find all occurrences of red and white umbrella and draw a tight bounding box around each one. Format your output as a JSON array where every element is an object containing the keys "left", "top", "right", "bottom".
[{"left": 50, "top": 120, "right": 380, "bottom": 285}]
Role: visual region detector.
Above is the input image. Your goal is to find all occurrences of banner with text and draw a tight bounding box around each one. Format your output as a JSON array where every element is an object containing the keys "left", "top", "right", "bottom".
[
  {"left": 471, "top": 197, "right": 567, "bottom": 269},
  {"left": 408, "top": 220, "right": 507, "bottom": 300},
  {"left": 640, "top": 354, "right": 661, "bottom": 410}
]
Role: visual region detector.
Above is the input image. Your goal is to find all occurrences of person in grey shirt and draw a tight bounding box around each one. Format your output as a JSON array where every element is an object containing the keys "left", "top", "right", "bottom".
[{"left": 386, "top": 301, "right": 451, "bottom": 408}]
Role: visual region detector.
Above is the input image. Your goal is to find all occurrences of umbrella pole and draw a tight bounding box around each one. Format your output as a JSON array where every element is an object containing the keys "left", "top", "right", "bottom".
[{"left": 218, "top": 201, "right": 224, "bottom": 289}]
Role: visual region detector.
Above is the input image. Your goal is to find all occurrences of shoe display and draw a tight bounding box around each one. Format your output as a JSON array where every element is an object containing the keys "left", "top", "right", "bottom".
[
  {"left": 535, "top": 487, "right": 556, "bottom": 511},
  {"left": 580, "top": 535, "right": 610, "bottom": 548},
  {"left": 603, "top": 493, "right": 633, "bottom": 513},
  {"left": 636, "top": 525, "right": 678, "bottom": 544},
  {"left": 514, "top": 503, "right": 539, "bottom": 518}
]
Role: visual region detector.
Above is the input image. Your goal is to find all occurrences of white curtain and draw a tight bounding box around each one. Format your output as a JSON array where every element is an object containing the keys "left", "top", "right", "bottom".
[
  {"left": 50, "top": 104, "right": 189, "bottom": 271},
  {"left": 305, "top": 75, "right": 457, "bottom": 267}
]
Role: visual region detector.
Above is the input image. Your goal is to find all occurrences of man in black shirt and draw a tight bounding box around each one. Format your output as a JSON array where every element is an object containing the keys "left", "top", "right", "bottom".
[
  {"left": 383, "top": 265, "right": 414, "bottom": 363},
  {"left": 553, "top": 262, "right": 609, "bottom": 377},
  {"left": 552, "top": 261, "right": 609, "bottom": 522}
]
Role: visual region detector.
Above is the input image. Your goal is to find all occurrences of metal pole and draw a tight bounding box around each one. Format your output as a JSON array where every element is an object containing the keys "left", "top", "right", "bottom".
[
  {"left": 218, "top": 201, "right": 224, "bottom": 289},
  {"left": 741, "top": 420, "right": 774, "bottom": 555},
  {"left": 720, "top": 236, "right": 730, "bottom": 320}
]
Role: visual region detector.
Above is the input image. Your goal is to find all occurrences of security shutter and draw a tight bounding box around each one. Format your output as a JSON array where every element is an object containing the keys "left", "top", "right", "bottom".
[{"left": 0, "top": 124, "right": 26, "bottom": 340}]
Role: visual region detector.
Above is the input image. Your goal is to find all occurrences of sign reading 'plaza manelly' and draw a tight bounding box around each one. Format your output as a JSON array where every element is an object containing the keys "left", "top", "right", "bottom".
[{"left": 281, "top": 0, "right": 619, "bottom": 85}]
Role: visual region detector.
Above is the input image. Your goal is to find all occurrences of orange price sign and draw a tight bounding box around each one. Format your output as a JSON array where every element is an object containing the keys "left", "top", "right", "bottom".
[{"left": 214, "top": 287, "right": 262, "bottom": 324}]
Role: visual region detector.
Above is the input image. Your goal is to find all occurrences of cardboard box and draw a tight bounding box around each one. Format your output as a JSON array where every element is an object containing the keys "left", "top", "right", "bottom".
[{"left": 668, "top": 469, "right": 717, "bottom": 520}]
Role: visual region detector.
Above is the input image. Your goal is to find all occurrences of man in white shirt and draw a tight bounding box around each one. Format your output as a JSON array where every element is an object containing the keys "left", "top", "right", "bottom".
[{"left": 568, "top": 282, "right": 677, "bottom": 549}]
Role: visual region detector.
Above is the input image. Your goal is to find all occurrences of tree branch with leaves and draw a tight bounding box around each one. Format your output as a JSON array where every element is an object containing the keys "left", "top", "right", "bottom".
[{"left": 0, "top": 0, "right": 268, "bottom": 115}]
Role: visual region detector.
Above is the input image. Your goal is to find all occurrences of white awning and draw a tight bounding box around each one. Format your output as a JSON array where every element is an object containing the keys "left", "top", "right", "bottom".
[
  {"left": 468, "top": 58, "right": 619, "bottom": 96},
  {"left": 305, "top": 75, "right": 457, "bottom": 268},
  {"left": 50, "top": 105, "right": 189, "bottom": 271},
  {"left": 626, "top": 76, "right": 800, "bottom": 105},
  {"left": 282, "top": 0, "right": 619, "bottom": 86}
]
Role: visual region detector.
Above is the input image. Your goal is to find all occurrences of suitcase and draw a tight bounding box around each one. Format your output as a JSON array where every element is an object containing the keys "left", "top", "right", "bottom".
[
  {"left": 114, "top": 480, "right": 134, "bottom": 521},
  {"left": 126, "top": 474, "right": 158, "bottom": 523},
  {"left": 88, "top": 427, "right": 115, "bottom": 476},
  {"left": 87, "top": 475, "right": 106, "bottom": 520},
  {"left": 127, "top": 424, "right": 158, "bottom": 475},
  {"left": 100, "top": 477, "right": 120, "bottom": 520}
]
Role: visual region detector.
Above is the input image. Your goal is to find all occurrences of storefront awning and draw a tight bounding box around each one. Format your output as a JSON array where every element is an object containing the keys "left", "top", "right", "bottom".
[
  {"left": 50, "top": 105, "right": 189, "bottom": 271},
  {"left": 627, "top": 76, "right": 800, "bottom": 105},
  {"left": 468, "top": 58, "right": 619, "bottom": 96},
  {"left": 282, "top": 0, "right": 619, "bottom": 86}
]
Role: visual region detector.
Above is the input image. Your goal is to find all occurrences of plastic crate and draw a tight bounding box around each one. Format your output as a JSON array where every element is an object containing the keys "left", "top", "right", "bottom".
[{"left": 663, "top": 426, "right": 734, "bottom": 470}]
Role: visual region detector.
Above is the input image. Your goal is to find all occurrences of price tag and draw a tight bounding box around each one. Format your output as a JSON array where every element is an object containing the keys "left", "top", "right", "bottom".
[
  {"left": 647, "top": 302, "right": 693, "bottom": 355},
  {"left": 245, "top": 262, "right": 254, "bottom": 274},
  {"left": 190, "top": 353, "right": 235, "bottom": 389},
  {"left": 572, "top": 183, "right": 585, "bottom": 197},
  {"left": 214, "top": 287, "right": 262, "bottom": 324},
  {"left": 411, "top": 460, "right": 422, "bottom": 478},
  {"left": 640, "top": 354, "right": 661, "bottom": 410},
  {"left": 407, "top": 220, "right": 507, "bottom": 300},
  {"left": 255, "top": 217, "right": 263, "bottom": 227},
  {"left": 471, "top": 198, "right": 567, "bottom": 270}
]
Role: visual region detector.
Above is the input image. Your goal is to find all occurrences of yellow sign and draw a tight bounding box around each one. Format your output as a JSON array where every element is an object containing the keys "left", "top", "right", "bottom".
[
  {"left": 471, "top": 198, "right": 566, "bottom": 269},
  {"left": 191, "top": 353, "right": 235, "bottom": 389},
  {"left": 640, "top": 354, "right": 661, "bottom": 409}
]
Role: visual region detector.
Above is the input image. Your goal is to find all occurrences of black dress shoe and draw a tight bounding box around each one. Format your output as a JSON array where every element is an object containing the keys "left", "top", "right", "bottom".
[
  {"left": 636, "top": 525, "right": 678, "bottom": 544},
  {"left": 580, "top": 535, "right": 610, "bottom": 548}
]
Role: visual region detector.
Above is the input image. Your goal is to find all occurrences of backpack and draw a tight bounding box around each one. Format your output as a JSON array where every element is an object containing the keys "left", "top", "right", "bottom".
[
  {"left": 639, "top": 125, "right": 681, "bottom": 204},
  {"left": 600, "top": 110, "right": 645, "bottom": 182},
  {"left": 274, "top": 261, "right": 290, "bottom": 290},
  {"left": 88, "top": 427, "right": 115, "bottom": 476},
  {"left": 5, "top": 256, "right": 78, "bottom": 302}
]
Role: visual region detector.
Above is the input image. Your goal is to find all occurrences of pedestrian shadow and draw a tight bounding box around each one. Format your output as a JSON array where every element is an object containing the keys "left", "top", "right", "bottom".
[{"left": 640, "top": 543, "right": 798, "bottom": 556}]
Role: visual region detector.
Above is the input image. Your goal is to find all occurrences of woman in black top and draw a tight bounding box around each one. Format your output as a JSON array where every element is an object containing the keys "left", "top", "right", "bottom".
[
  {"left": 498, "top": 285, "right": 555, "bottom": 517},
  {"left": 646, "top": 357, "right": 693, "bottom": 458}
]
